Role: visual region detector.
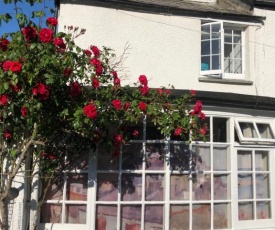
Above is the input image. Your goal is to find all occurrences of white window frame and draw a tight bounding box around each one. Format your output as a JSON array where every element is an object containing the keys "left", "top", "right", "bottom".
[{"left": 201, "top": 21, "right": 246, "bottom": 79}]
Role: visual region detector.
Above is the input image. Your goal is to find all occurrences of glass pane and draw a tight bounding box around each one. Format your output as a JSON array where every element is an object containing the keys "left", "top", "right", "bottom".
[
  {"left": 97, "top": 147, "right": 119, "bottom": 170},
  {"left": 145, "top": 205, "right": 164, "bottom": 229},
  {"left": 201, "top": 24, "right": 210, "bottom": 40},
  {"left": 193, "top": 145, "right": 211, "bottom": 171},
  {"left": 213, "top": 117, "right": 228, "bottom": 143},
  {"left": 257, "top": 201, "right": 271, "bottom": 219},
  {"left": 65, "top": 204, "right": 86, "bottom": 224},
  {"left": 201, "top": 56, "right": 210, "bottom": 71},
  {"left": 40, "top": 204, "right": 62, "bottom": 223},
  {"left": 201, "top": 40, "right": 210, "bottom": 55},
  {"left": 212, "top": 39, "right": 220, "bottom": 55},
  {"left": 256, "top": 123, "right": 274, "bottom": 139},
  {"left": 212, "top": 24, "right": 221, "bottom": 39},
  {"left": 96, "top": 205, "right": 117, "bottom": 230},
  {"left": 192, "top": 204, "right": 211, "bottom": 229},
  {"left": 66, "top": 173, "right": 87, "bottom": 201},
  {"left": 234, "top": 44, "right": 242, "bottom": 58},
  {"left": 239, "top": 122, "right": 258, "bottom": 138},
  {"left": 170, "top": 205, "right": 189, "bottom": 230},
  {"left": 121, "top": 205, "right": 141, "bottom": 230},
  {"left": 238, "top": 174, "right": 253, "bottom": 199},
  {"left": 122, "top": 143, "right": 143, "bottom": 170},
  {"left": 145, "top": 174, "right": 164, "bottom": 201},
  {"left": 256, "top": 174, "right": 270, "bottom": 199},
  {"left": 214, "top": 174, "right": 230, "bottom": 200},
  {"left": 234, "top": 59, "right": 242, "bottom": 74},
  {"left": 238, "top": 150, "right": 252, "bottom": 171},
  {"left": 145, "top": 143, "right": 165, "bottom": 170},
  {"left": 255, "top": 151, "right": 269, "bottom": 171},
  {"left": 170, "top": 144, "right": 190, "bottom": 171},
  {"left": 224, "top": 58, "right": 232, "bottom": 73},
  {"left": 66, "top": 152, "right": 89, "bottom": 170},
  {"left": 214, "top": 203, "right": 231, "bottom": 229},
  {"left": 193, "top": 174, "right": 211, "bottom": 201},
  {"left": 126, "top": 123, "right": 143, "bottom": 140},
  {"left": 224, "top": 29, "right": 232, "bottom": 43},
  {"left": 212, "top": 55, "right": 221, "bottom": 70},
  {"left": 97, "top": 173, "right": 118, "bottom": 201},
  {"left": 224, "top": 44, "right": 232, "bottom": 59},
  {"left": 146, "top": 123, "right": 164, "bottom": 140},
  {"left": 213, "top": 146, "right": 229, "bottom": 171},
  {"left": 170, "top": 174, "right": 189, "bottom": 200},
  {"left": 238, "top": 202, "right": 254, "bottom": 220},
  {"left": 121, "top": 174, "right": 142, "bottom": 201},
  {"left": 45, "top": 182, "right": 64, "bottom": 201},
  {"left": 233, "top": 30, "right": 242, "bottom": 43}
]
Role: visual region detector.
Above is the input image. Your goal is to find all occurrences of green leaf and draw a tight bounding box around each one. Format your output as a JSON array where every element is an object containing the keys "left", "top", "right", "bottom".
[{"left": 3, "top": 82, "right": 9, "bottom": 90}]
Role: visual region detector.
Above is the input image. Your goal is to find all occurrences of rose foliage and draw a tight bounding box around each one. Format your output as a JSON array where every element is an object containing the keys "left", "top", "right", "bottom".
[{"left": 0, "top": 9, "right": 206, "bottom": 229}]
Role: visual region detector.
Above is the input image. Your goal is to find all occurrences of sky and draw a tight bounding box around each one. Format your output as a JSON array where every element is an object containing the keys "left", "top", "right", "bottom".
[{"left": 0, "top": 0, "right": 55, "bottom": 36}]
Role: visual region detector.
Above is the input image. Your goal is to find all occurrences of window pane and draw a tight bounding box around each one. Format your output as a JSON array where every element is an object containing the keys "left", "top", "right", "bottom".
[
  {"left": 40, "top": 204, "right": 62, "bottom": 223},
  {"left": 193, "top": 174, "right": 211, "bottom": 200},
  {"left": 256, "top": 123, "right": 274, "bottom": 139},
  {"left": 214, "top": 203, "right": 231, "bottom": 229},
  {"left": 170, "top": 174, "right": 189, "bottom": 200},
  {"left": 213, "top": 146, "right": 229, "bottom": 171},
  {"left": 145, "top": 143, "right": 165, "bottom": 170},
  {"left": 212, "top": 24, "right": 221, "bottom": 39},
  {"left": 97, "top": 147, "right": 119, "bottom": 170},
  {"left": 257, "top": 201, "right": 271, "bottom": 219},
  {"left": 170, "top": 205, "right": 189, "bottom": 230},
  {"left": 212, "top": 39, "right": 220, "bottom": 55},
  {"left": 224, "top": 44, "right": 232, "bottom": 59},
  {"left": 224, "top": 58, "right": 232, "bottom": 73},
  {"left": 238, "top": 174, "right": 253, "bottom": 199},
  {"left": 122, "top": 143, "right": 143, "bottom": 170},
  {"left": 96, "top": 205, "right": 117, "bottom": 230},
  {"left": 66, "top": 173, "right": 87, "bottom": 201},
  {"left": 45, "top": 182, "right": 64, "bottom": 201},
  {"left": 201, "top": 24, "right": 210, "bottom": 40},
  {"left": 234, "top": 44, "right": 242, "bottom": 58},
  {"left": 192, "top": 204, "right": 211, "bottom": 229},
  {"left": 238, "top": 202, "right": 254, "bottom": 220},
  {"left": 97, "top": 173, "right": 118, "bottom": 201},
  {"left": 121, "top": 205, "right": 141, "bottom": 230},
  {"left": 234, "top": 59, "right": 242, "bottom": 74},
  {"left": 145, "top": 174, "right": 164, "bottom": 201},
  {"left": 239, "top": 122, "right": 258, "bottom": 138},
  {"left": 255, "top": 151, "right": 269, "bottom": 171},
  {"left": 121, "top": 174, "right": 142, "bottom": 201},
  {"left": 212, "top": 55, "right": 221, "bottom": 70},
  {"left": 214, "top": 174, "right": 230, "bottom": 200},
  {"left": 145, "top": 205, "right": 164, "bottom": 229},
  {"left": 201, "top": 56, "right": 210, "bottom": 71},
  {"left": 170, "top": 144, "right": 190, "bottom": 171},
  {"left": 65, "top": 204, "right": 86, "bottom": 224},
  {"left": 193, "top": 145, "right": 211, "bottom": 171},
  {"left": 66, "top": 153, "right": 89, "bottom": 171},
  {"left": 233, "top": 30, "right": 242, "bottom": 44},
  {"left": 201, "top": 40, "right": 210, "bottom": 55},
  {"left": 224, "top": 29, "right": 232, "bottom": 43},
  {"left": 213, "top": 117, "right": 228, "bottom": 143},
  {"left": 146, "top": 123, "right": 164, "bottom": 140},
  {"left": 256, "top": 174, "right": 270, "bottom": 199}
]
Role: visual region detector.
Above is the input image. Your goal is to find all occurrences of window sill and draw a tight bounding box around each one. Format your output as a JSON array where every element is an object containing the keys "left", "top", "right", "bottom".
[{"left": 199, "top": 77, "right": 253, "bottom": 85}]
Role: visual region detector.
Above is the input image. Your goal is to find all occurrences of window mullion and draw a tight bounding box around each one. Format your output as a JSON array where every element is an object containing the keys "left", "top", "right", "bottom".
[{"left": 221, "top": 21, "right": 224, "bottom": 76}]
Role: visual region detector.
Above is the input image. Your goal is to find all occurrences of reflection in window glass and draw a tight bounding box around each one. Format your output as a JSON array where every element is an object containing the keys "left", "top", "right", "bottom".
[
  {"left": 121, "top": 206, "right": 141, "bottom": 230},
  {"left": 121, "top": 174, "right": 142, "bottom": 201},
  {"left": 96, "top": 205, "right": 117, "bottom": 230},
  {"left": 257, "top": 123, "right": 274, "bottom": 139},
  {"left": 193, "top": 174, "right": 211, "bottom": 201},
  {"left": 257, "top": 201, "right": 271, "bottom": 219},
  {"left": 66, "top": 173, "right": 87, "bottom": 201},
  {"left": 170, "top": 205, "right": 189, "bottom": 230},
  {"left": 40, "top": 204, "right": 62, "bottom": 223},
  {"left": 145, "top": 205, "right": 164, "bottom": 229},
  {"left": 145, "top": 174, "right": 164, "bottom": 201},
  {"left": 65, "top": 204, "right": 86, "bottom": 224},
  {"left": 145, "top": 143, "right": 165, "bottom": 170},
  {"left": 97, "top": 173, "right": 118, "bottom": 201},
  {"left": 170, "top": 174, "right": 189, "bottom": 200},
  {"left": 214, "top": 203, "right": 231, "bottom": 229},
  {"left": 193, "top": 204, "right": 211, "bottom": 229},
  {"left": 238, "top": 202, "right": 253, "bottom": 220},
  {"left": 239, "top": 122, "right": 258, "bottom": 138}
]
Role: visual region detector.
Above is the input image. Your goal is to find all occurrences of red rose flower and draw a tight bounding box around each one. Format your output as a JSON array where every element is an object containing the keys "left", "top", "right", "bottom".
[
  {"left": 95, "top": 65, "right": 103, "bottom": 76},
  {"left": 53, "top": 38, "right": 66, "bottom": 49},
  {"left": 91, "top": 45, "right": 100, "bottom": 57},
  {"left": 21, "top": 107, "right": 28, "bottom": 117},
  {"left": 9, "top": 61, "right": 22, "bottom": 73},
  {"left": 200, "top": 112, "right": 206, "bottom": 120},
  {"left": 139, "top": 75, "right": 148, "bottom": 86},
  {"left": 83, "top": 104, "right": 97, "bottom": 120},
  {"left": 112, "top": 99, "right": 122, "bottom": 110},
  {"left": 46, "top": 17, "right": 58, "bottom": 27},
  {"left": 112, "top": 71, "right": 118, "bottom": 78},
  {"left": 4, "top": 130, "right": 12, "bottom": 139},
  {"left": 174, "top": 127, "right": 182, "bottom": 136},
  {"left": 2, "top": 60, "right": 12, "bottom": 71},
  {"left": 92, "top": 77, "right": 100, "bottom": 88},
  {"left": 0, "top": 38, "right": 9, "bottom": 51},
  {"left": 138, "top": 101, "right": 147, "bottom": 111},
  {"left": 132, "top": 130, "right": 139, "bottom": 137},
  {"left": 191, "top": 89, "right": 196, "bottom": 96},
  {"left": 194, "top": 100, "right": 202, "bottom": 114},
  {"left": 90, "top": 58, "right": 101, "bottom": 66},
  {"left": 70, "top": 81, "right": 82, "bottom": 97},
  {"left": 32, "top": 83, "right": 49, "bottom": 100},
  {"left": 39, "top": 28, "right": 53, "bottom": 43},
  {"left": 22, "top": 26, "right": 37, "bottom": 41},
  {"left": 140, "top": 85, "right": 149, "bottom": 96},
  {"left": 0, "top": 94, "right": 8, "bottom": 106},
  {"left": 199, "top": 127, "right": 207, "bottom": 135},
  {"left": 63, "top": 67, "right": 72, "bottom": 77},
  {"left": 10, "top": 83, "right": 21, "bottom": 93},
  {"left": 114, "top": 134, "right": 122, "bottom": 143},
  {"left": 124, "top": 101, "right": 130, "bottom": 111},
  {"left": 84, "top": 49, "right": 92, "bottom": 57}
]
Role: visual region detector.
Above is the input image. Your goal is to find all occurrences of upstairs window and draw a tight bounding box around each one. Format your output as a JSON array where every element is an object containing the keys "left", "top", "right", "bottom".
[{"left": 201, "top": 21, "right": 244, "bottom": 78}]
